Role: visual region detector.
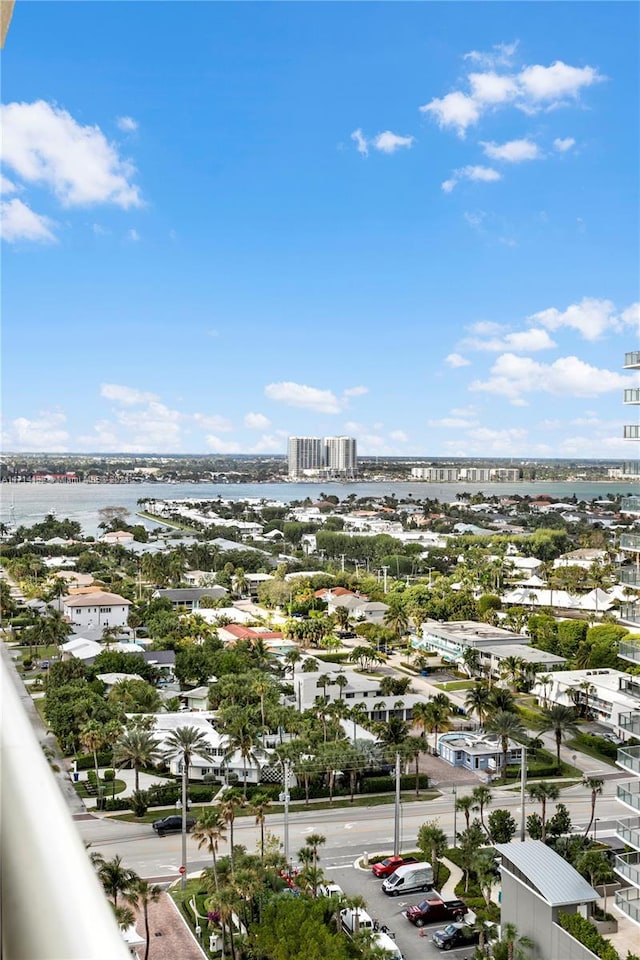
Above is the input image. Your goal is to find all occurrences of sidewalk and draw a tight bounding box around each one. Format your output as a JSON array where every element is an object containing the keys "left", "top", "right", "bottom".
[{"left": 439, "top": 856, "right": 464, "bottom": 898}]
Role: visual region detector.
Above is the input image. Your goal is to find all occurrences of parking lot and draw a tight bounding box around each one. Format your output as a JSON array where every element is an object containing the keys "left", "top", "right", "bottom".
[{"left": 327, "top": 861, "right": 479, "bottom": 960}]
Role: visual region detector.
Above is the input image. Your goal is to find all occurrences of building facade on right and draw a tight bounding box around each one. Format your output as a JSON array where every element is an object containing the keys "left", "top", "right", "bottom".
[{"left": 614, "top": 350, "right": 640, "bottom": 926}]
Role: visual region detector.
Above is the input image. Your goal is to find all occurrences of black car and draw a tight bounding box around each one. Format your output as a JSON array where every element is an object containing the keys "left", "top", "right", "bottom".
[
  {"left": 432, "top": 922, "right": 480, "bottom": 950},
  {"left": 152, "top": 815, "right": 196, "bottom": 836}
]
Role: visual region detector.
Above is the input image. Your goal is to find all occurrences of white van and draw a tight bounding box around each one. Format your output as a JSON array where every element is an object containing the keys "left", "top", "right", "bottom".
[
  {"left": 375, "top": 932, "right": 403, "bottom": 959},
  {"left": 381, "top": 861, "right": 434, "bottom": 897},
  {"left": 340, "top": 907, "right": 374, "bottom": 936}
]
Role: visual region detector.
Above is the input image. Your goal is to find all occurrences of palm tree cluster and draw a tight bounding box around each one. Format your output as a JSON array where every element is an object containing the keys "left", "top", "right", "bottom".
[{"left": 90, "top": 854, "right": 161, "bottom": 960}]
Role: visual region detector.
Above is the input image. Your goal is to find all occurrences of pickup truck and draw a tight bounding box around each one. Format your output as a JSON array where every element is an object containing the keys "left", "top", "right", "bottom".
[
  {"left": 405, "top": 897, "right": 467, "bottom": 927},
  {"left": 371, "top": 855, "right": 418, "bottom": 878},
  {"left": 432, "top": 922, "right": 480, "bottom": 950}
]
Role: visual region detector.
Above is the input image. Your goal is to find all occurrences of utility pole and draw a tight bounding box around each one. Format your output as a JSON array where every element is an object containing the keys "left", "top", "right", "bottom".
[
  {"left": 340, "top": 553, "right": 346, "bottom": 573},
  {"left": 520, "top": 745, "right": 527, "bottom": 842},
  {"left": 393, "top": 752, "right": 401, "bottom": 855},
  {"left": 452, "top": 786, "right": 457, "bottom": 848},
  {"left": 382, "top": 566, "right": 389, "bottom": 594},
  {"left": 282, "top": 760, "right": 291, "bottom": 867}
]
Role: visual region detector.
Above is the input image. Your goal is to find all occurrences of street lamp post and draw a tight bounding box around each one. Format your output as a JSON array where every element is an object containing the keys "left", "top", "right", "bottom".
[
  {"left": 593, "top": 817, "right": 601, "bottom": 844},
  {"left": 452, "top": 786, "right": 457, "bottom": 848}
]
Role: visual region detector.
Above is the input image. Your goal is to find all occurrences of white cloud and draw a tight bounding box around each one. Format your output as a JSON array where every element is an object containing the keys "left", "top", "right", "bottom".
[
  {"left": 351, "top": 129, "right": 414, "bottom": 155},
  {"left": 422, "top": 55, "right": 603, "bottom": 140},
  {"left": 264, "top": 381, "right": 342, "bottom": 414},
  {"left": 530, "top": 297, "right": 620, "bottom": 341},
  {"left": 445, "top": 353, "right": 471, "bottom": 368},
  {"left": 0, "top": 198, "right": 57, "bottom": 243},
  {"left": 127, "top": 228, "right": 141, "bottom": 242},
  {"left": 554, "top": 137, "right": 575, "bottom": 152},
  {"left": 92, "top": 223, "right": 109, "bottom": 236},
  {"left": 204, "top": 435, "right": 241, "bottom": 454},
  {"left": 343, "top": 385, "right": 368, "bottom": 397},
  {"left": 420, "top": 91, "right": 481, "bottom": 137},
  {"left": 466, "top": 327, "right": 556, "bottom": 352},
  {"left": 481, "top": 138, "right": 542, "bottom": 162},
  {"left": 464, "top": 41, "right": 519, "bottom": 69},
  {"left": 1, "top": 100, "right": 142, "bottom": 208},
  {"left": 470, "top": 353, "right": 631, "bottom": 405},
  {"left": 442, "top": 165, "right": 501, "bottom": 192},
  {"left": 464, "top": 211, "right": 486, "bottom": 228},
  {"left": 351, "top": 128, "right": 369, "bottom": 156},
  {"left": 428, "top": 417, "right": 477, "bottom": 429},
  {"left": 101, "top": 384, "right": 158, "bottom": 406},
  {"left": 468, "top": 71, "right": 518, "bottom": 105},
  {"left": 371, "top": 131, "right": 415, "bottom": 153},
  {"left": 518, "top": 61, "right": 602, "bottom": 103},
  {"left": 249, "top": 434, "right": 281, "bottom": 452},
  {"left": 244, "top": 412, "right": 271, "bottom": 430},
  {"left": 622, "top": 303, "right": 640, "bottom": 333},
  {"left": 389, "top": 430, "right": 408, "bottom": 442},
  {"left": 192, "top": 413, "right": 233, "bottom": 433},
  {"left": 3, "top": 411, "right": 69, "bottom": 451},
  {"left": 1, "top": 175, "right": 19, "bottom": 195},
  {"left": 116, "top": 116, "right": 138, "bottom": 132}
]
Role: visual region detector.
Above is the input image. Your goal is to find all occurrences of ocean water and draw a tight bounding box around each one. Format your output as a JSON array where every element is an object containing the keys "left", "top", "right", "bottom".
[{"left": 1, "top": 479, "right": 637, "bottom": 538}]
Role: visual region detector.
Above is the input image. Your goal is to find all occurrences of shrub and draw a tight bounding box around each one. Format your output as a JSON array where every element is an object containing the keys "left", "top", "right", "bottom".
[
  {"left": 130, "top": 789, "right": 150, "bottom": 817},
  {"left": 573, "top": 732, "right": 618, "bottom": 760},
  {"left": 360, "top": 774, "right": 431, "bottom": 794},
  {"left": 75, "top": 749, "right": 112, "bottom": 770},
  {"left": 87, "top": 770, "right": 98, "bottom": 785},
  {"left": 104, "top": 797, "right": 130, "bottom": 812},
  {"left": 558, "top": 912, "right": 620, "bottom": 960},
  {"left": 103, "top": 769, "right": 115, "bottom": 783}
]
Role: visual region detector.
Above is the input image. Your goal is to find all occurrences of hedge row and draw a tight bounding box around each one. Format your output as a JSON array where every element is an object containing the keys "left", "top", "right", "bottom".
[
  {"left": 573, "top": 732, "right": 619, "bottom": 760},
  {"left": 558, "top": 912, "right": 620, "bottom": 960},
  {"left": 361, "top": 774, "right": 431, "bottom": 794},
  {"left": 75, "top": 750, "right": 113, "bottom": 770}
]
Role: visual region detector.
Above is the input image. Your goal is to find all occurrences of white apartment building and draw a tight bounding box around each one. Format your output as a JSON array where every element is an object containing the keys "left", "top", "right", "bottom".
[
  {"left": 63, "top": 591, "right": 131, "bottom": 629},
  {"left": 614, "top": 350, "right": 640, "bottom": 927},
  {"left": 410, "top": 465, "right": 521, "bottom": 482},
  {"left": 287, "top": 435, "right": 357, "bottom": 478}
]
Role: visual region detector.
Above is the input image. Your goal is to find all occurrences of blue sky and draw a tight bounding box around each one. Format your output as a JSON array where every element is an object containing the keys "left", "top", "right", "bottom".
[{"left": 1, "top": 1, "right": 638, "bottom": 458}]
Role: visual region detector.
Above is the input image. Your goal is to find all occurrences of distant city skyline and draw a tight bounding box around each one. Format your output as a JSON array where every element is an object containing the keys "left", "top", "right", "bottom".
[{"left": 1, "top": 3, "right": 638, "bottom": 458}]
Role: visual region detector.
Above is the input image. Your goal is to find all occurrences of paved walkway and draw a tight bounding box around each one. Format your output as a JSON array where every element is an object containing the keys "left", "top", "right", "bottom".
[
  {"left": 439, "top": 856, "right": 464, "bottom": 899},
  {"left": 131, "top": 891, "right": 207, "bottom": 960}
]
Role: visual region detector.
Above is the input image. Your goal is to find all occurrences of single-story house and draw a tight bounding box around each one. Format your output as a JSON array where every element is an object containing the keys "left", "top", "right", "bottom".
[
  {"left": 152, "top": 587, "right": 228, "bottom": 610},
  {"left": 438, "top": 731, "right": 523, "bottom": 773},
  {"left": 96, "top": 672, "right": 143, "bottom": 693},
  {"left": 102, "top": 530, "right": 135, "bottom": 545},
  {"left": 179, "top": 685, "right": 212, "bottom": 711}
]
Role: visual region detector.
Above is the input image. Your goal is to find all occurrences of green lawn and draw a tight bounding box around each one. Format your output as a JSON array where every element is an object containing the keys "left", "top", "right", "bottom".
[
  {"left": 110, "top": 789, "right": 440, "bottom": 824},
  {"left": 75, "top": 778, "right": 127, "bottom": 799},
  {"left": 433, "top": 680, "right": 475, "bottom": 691},
  {"left": 565, "top": 737, "right": 618, "bottom": 767}
]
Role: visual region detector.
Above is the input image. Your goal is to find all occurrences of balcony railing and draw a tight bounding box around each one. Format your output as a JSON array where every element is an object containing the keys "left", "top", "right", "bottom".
[
  {"left": 619, "top": 713, "right": 640, "bottom": 737},
  {"left": 622, "top": 496, "right": 640, "bottom": 514},
  {"left": 616, "top": 817, "right": 640, "bottom": 850},
  {"left": 615, "top": 851, "right": 640, "bottom": 887},
  {"left": 620, "top": 604, "right": 640, "bottom": 624},
  {"left": 618, "top": 746, "right": 640, "bottom": 775},
  {"left": 618, "top": 779, "right": 640, "bottom": 813},
  {"left": 619, "top": 566, "right": 640, "bottom": 585},
  {"left": 625, "top": 389, "right": 640, "bottom": 405},
  {"left": 615, "top": 887, "right": 640, "bottom": 924},
  {"left": 1, "top": 649, "right": 131, "bottom": 960},
  {"left": 624, "top": 351, "right": 640, "bottom": 369},
  {"left": 624, "top": 426, "right": 640, "bottom": 441},
  {"left": 621, "top": 533, "right": 640, "bottom": 552},
  {"left": 619, "top": 641, "right": 640, "bottom": 664}
]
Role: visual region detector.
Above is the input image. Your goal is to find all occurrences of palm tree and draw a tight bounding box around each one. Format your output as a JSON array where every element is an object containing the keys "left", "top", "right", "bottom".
[
  {"left": 113, "top": 728, "right": 162, "bottom": 793},
  {"left": 193, "top": 808, "right": 227, "bottom": 890},
  {"left": 284, "top": 647, "right": 302, "bottom": 680},
  {"left": 464, "top": 683, "right": 492, "bottom": 728},
  {"left": 383, "top": 603, "right": 409, "bottom": 641},
  {"left": 527, "top": 781, "right": 560, "bottom": 841},
  {"left": 501, "top": 655, "right": 525, "bottom": 690},
  {"left": 471, "top": 785, "right": 493, "bottom": 837},
  {"left": 461, "top": 646, "right": 481, "bottom": 678},
  {"left": 349, "top": 701, "right": 369, "bottom": 742},
  {"left": 415, "top": 700, "right": 452, "bottom": 755},
  {"left": 80, "top": 719, "right": 106, "bottom": 798},
  {"left": 131, "top": 879, "right": 162, "bottom": 960},
  {"left": 221, "top": 791, "right": 245, "bottom": 872},
  {"left": 501, "top": 921, "right": 534, "bottom": 960},
  {"left": 536, "top": 674, "right": 553, "bottom": 709},
  {"left": 333, "top": 672, "right": 348, "bottom": 700},
  {"left": 582, "top": 776, "right": 604, "bottom": 839},
  {"left": 486, "top": 710, "right": 525, "bottom": 777},
  {"left": 417, "top": 820, "right": 447, "bottom": 887},
  {"left": 539, "top": 704, "right": 579, "bottom": 771},
  {"left": 223, "top": 720, "right": 263, "bottom": 797},
  {"left": 93, "top": 854, "right": 139, "bottom": 910},
  {"left": 490, "top": 686, "right": 516, "bottom": 713},
  {"left": 206, "top": 884, "right": 239, "bottom": 960},
  {"left": 455, "top": 794, "right": 475, "bottom": 831},
  {"left": 250, "top": 793, "right": 272, "bottom": 859},
  {"left": 163, "top": 726, "right": 217, "bottom": 889}
]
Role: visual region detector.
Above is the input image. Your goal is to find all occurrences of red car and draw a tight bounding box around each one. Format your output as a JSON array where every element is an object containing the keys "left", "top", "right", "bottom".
[{"left": 371, "top": 855, "right": 418, "bottom": 878}]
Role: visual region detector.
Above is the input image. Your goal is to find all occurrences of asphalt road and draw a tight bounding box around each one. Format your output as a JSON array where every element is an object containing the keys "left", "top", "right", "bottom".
[{"left": 77, "top": 778, "right": 623, "bottom": 884}]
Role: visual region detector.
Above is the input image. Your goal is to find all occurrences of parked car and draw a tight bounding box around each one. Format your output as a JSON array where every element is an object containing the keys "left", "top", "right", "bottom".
[
  {"left": 152, "top": 815, "right": 195, "bottom": 836},
  {"left": 382, "top": 861, "right": 433, "bottom": 896},
  {"left": 372, "top": 855, "right": 418, "bottom": 878},
  {"left": 432, "top": 921, "right": 480, "bottom": 950},
  {"left": 319, "top": 882, "right": 344, "bottom": 898},
  {"left": 405, "top": 897, "right": 466, "bottom": 927}
]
